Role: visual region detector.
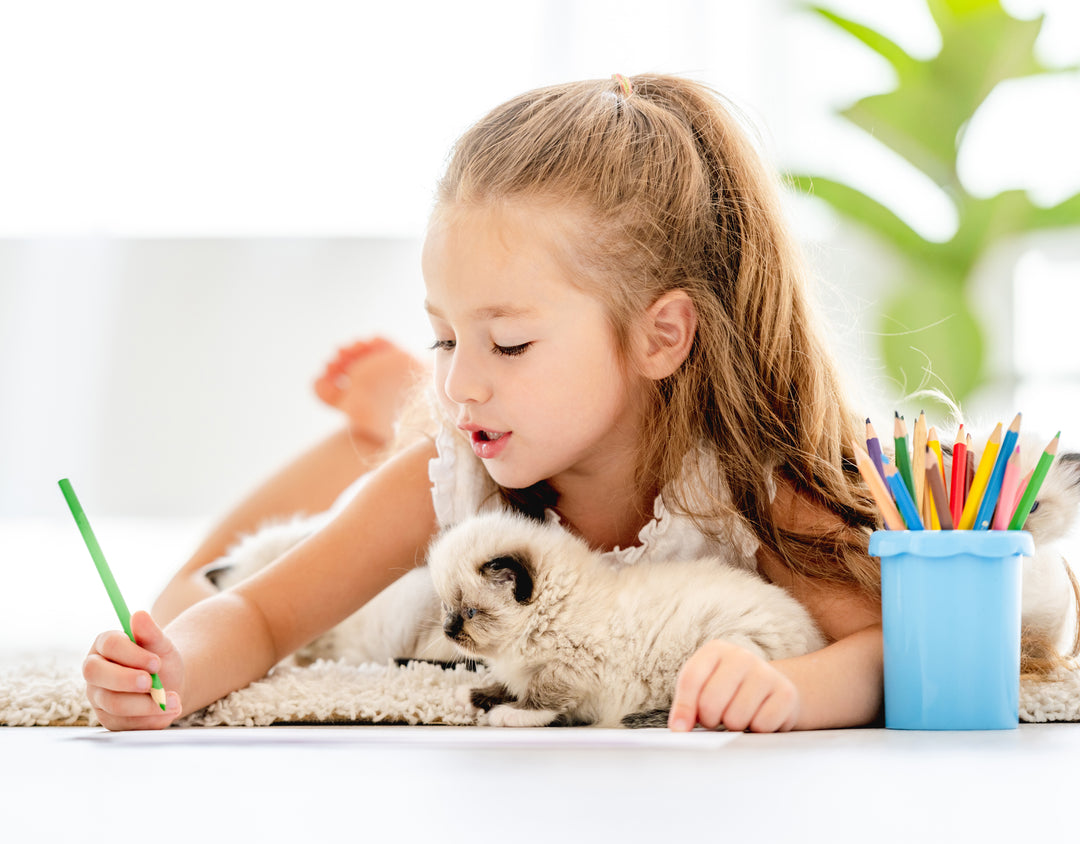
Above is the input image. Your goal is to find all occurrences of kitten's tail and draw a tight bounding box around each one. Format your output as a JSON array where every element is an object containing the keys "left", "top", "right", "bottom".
[{"left": 620, "top": 708, "right": 671, "bottom": 729}]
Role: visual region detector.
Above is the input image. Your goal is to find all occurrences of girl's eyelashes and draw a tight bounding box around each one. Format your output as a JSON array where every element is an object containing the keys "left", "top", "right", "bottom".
[
  {"left": 429, "top": 338, "right": 532, "bottom": 356},
  {"left": 493, "top": 341, "right": 532, "bottom": 357}
]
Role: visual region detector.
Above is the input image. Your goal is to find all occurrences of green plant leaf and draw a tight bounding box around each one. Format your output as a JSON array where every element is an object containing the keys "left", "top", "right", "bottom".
[
  {"left": 878, "top": 277, "right": 984, "bottom": 404},
  {"left": 787, "top": 174, "right": 933, "bottom": 258},
  {"left": 1029, "top": 190, "right": 1080, "bottom": 230},
  {"left": 838, "top": 0, "right": 1052, "bottom": 189},
  {"left": 807, "top": 6, "right": 916, "bottom": 74}
]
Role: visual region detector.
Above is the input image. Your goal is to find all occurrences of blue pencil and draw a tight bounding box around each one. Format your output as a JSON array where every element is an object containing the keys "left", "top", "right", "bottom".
[
  {"left": 884, "top": 462, "right": 924, "bottom": 530},
  {"left": 974, "top": 413, "right": 1022, "bottom": 530}
]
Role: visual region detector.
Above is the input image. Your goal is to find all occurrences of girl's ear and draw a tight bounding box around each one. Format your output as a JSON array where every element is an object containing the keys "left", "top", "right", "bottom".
[{"left": 635, "top": 289, "right": 697, "bottom": 380}]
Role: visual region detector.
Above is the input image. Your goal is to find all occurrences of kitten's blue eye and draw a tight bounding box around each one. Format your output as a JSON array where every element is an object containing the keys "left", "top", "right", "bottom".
[
  {"left": 465, "top": 607, "right": 477, "bottom": 619},
  {"left": 1029, "top": 500, "right": 1040, "bottom": 514},
  {"left": 493, "top": 342, "right": 531, "bottom": 357}
]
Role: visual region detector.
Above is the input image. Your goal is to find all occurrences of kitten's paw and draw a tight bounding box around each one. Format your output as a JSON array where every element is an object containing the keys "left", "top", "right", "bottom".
[
  {"left": 468, "top": 682, "right": 515, "bottom": 712},
  {"left": 487, "top": 704, "right": 560, "bottom": 728}
]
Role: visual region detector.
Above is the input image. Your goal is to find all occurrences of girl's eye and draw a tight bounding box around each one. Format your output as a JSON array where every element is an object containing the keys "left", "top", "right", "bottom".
[
  {"left": 430, "top": 339, "right": 456, "bottom": 352},
  {"left": 465, "top": 607, "right": 477, "bottom": 619},
  {"left": 493, "top": 342, "right": 531, "bottom": 357}
]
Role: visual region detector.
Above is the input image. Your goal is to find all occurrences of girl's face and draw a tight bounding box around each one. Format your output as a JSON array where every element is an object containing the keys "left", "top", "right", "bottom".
[{"left": 422, "top": 201, "right": 647, "bottom": 494}]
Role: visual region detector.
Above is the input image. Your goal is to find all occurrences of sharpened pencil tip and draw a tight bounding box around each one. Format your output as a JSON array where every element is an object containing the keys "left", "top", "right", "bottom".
[{"left": 150, "top": 686, "right": 167, "bottom": 709}]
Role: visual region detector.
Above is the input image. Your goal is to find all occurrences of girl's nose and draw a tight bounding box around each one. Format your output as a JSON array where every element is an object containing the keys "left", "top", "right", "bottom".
[{"left": 442, "top": 348, "right": 491, "bottom": 405}]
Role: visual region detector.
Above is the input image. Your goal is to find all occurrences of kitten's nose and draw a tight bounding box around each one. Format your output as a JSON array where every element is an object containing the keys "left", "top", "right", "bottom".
[{"left": 443, "top": 612, "right": 464, "bottom": 640}]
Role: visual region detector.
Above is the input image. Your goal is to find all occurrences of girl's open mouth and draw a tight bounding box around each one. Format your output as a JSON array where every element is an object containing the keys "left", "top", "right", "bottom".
[{"left": 470, "top": 429, "right": 511, "bottom": 458}]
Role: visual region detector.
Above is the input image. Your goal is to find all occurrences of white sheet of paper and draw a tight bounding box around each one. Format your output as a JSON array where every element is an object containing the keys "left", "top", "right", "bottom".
[{"left": 80, "top": 724, "right": 740, "bottom": 750}]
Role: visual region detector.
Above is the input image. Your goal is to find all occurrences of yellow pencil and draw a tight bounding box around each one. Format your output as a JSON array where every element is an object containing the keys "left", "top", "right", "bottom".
[
  {"left": 957, "top": 422, "right": 1003, "bottom": 530},
  {"left": 853, "top": 443, "right": 905, "bottom": 530},
  {"left": 927, "top": 426, "right": 945, "bottom": 530}
]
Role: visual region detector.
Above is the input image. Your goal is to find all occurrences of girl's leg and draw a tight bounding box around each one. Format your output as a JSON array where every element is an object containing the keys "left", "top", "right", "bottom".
[{"left": 313, "top": 337, "right": 428, "bottom": 443}]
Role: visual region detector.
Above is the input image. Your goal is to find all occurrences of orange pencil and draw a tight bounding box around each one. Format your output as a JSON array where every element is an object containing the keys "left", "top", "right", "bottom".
[
  {"left": 993, "top": 447, "right": 1022, "bottom": 530},
  {"left": 924, "top": 446, "right": 953, "bottom": 530},
  {"left": 853, "top": 443, "right": 905, "bottom": 530},
  {"left": 949, "top": 425, "right": 966, "bottom": 527}
]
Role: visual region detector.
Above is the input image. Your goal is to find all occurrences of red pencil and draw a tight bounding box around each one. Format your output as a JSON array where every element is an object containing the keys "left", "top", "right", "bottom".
[{"left": 949, "top": 425, "right": 967, "bottom": 527}]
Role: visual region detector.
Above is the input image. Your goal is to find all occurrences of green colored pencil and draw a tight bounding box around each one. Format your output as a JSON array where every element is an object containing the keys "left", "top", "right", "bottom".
[
  {"left": 1008, "top": 433, "right": 1059, "bottom": 530},
  {"left": 893, "top": 412, "right": 915, "bottom": 498},
  {"left": 58, "top": 478, "right": 167, "bottom": 710}
]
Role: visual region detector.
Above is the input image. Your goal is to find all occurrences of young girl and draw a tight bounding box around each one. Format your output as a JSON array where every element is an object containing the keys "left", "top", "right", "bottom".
[{"left": 84, "top": 74, "right": 884, "bottom": 733}]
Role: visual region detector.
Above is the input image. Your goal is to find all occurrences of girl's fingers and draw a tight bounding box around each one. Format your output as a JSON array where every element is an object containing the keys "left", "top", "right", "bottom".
[
  {"left": 88, "top": 686, "right": 176, "bottom": 720},
  {"left": 746, "top": 684, "right": 800, "bottom": 733},
  {"left": 669, "top": 640, "right": 732, "bottom": 730},
  {"left": 83, "top": 651, "right": 156, "bottom": 695},
  {"left": 91, "top": 629, "right": 162, "bottom": 674},
  {"left": 129, "top": 610, "right": 173, "bottom": 662},
  {"left": 713, "top": 664, "right": 772, "bottom": 732}
]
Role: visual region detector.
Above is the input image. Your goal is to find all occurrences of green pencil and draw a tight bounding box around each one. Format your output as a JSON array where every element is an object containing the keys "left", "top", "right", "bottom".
[
  {"left": 893, "top": 412, "right": 915, "bottom": 498},
  {"left": 58, "top": 478, "right": 167, "bottom": 710},
  {"left": 1008, "top": 433, "right": 1059, "bottom": 531}
]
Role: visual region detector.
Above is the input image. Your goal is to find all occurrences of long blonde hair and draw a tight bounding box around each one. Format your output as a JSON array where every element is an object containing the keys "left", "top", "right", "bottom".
[{"left": 436, "top": 74, "right": 880, "bottom": 597}]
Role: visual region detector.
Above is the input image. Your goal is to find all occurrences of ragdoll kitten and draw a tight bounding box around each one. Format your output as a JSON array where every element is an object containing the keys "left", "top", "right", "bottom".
[{"left": 426, "top": 510, "right": 826, "bottom": 728}]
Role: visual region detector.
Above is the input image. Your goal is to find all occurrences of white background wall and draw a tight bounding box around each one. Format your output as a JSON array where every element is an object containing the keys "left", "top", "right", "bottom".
[{"left": 2, "top": 0, "right": 1078, "bottom": 520}]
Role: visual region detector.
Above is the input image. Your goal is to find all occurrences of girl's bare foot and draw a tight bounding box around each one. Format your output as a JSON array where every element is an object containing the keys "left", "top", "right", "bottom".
[{"left": 313, "top": 338, "right": 427, "bottom": 443}]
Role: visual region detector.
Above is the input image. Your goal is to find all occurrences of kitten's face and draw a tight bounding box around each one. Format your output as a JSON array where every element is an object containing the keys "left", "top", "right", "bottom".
[{"left": 427, "top": 513, "right": 547, "bottom": 659}]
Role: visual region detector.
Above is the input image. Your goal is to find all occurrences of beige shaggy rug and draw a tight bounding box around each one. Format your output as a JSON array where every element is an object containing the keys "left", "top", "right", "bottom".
[{"left": 1, "top": 655, "right": 1078, "bottom": 728}]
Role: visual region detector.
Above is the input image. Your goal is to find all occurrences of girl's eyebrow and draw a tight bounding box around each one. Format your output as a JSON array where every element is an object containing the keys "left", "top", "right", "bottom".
[{"left": 424, "top": 301, "right": 538, "bottom": 320}]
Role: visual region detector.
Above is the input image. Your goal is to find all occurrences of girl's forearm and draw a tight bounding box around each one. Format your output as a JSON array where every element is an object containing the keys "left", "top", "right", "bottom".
[
  {"left": 166, "top": 591, "right": 281, "bottom": 718},
  {"left": 772, "top": 624, "right": 883, "bottom": 730}
]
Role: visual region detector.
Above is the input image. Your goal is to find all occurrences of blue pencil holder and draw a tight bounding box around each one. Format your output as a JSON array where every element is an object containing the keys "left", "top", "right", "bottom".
[{"left": 870, "top": 530, "right": 1032, "bottom": 731}]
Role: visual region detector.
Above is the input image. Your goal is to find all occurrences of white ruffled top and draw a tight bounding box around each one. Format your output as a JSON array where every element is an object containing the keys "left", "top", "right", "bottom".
[{"left": 427, "top": 424, "right": 761, "bottom": 572}]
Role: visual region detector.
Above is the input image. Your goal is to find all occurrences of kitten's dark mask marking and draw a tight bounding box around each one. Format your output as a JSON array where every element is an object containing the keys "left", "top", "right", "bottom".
[{"left": 480, "top": 553, "right": 534, "bottom": 604}]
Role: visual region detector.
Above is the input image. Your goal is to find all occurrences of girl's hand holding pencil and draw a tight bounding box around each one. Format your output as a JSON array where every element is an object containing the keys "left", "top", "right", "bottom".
[
  {"left": 856, "top": 413, "right": 1060, "bottom": 533},
  {"left": 62, "top": 479, "right": 185, "bottom": 729}
]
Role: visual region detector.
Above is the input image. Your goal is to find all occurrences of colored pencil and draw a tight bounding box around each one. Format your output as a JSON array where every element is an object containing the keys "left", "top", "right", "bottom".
[
  {"left": 1009, "top": 433, "right": 1060, "bottom": 530},
  {"left": 965, "top": 435, "right": 975, "bottom": 498},
  {"left": 912, "top": 411, "right": 928, "bottom": 520},
  {"left": 885, "top": 462, "right": 924, "bottom": 530},
  {"left": 926, "top": 426, "right": 945, "bottom": 529},
  {"left": 958, "top": 422, "right": 1002, "bottom": 530},
  {"left": 923, "top": 446, "right": 953, "bottom": 529},
  {"left": 992, "top": 447, "right": 1022, "bottom": 531},
  {"left": 1011, "top": 469, "right": 1034, "bottom": 521},
  {"left": 854, "top": 443, "right": 905, "bottom": 530},
  {"left": 949, "top": 425, "right": 967, "bottom": 528},
  {"left": 974, "top": 413, "right": 1022, "bottom": 530},
  {"left": 865, "top": 419, "right": 887, "bottom": 485},
  {"left": 58, "top": 478, "right": 167, "bottom": 710},
  {"left": 893, "top": 413, "right": 915, "bottom": 499}
]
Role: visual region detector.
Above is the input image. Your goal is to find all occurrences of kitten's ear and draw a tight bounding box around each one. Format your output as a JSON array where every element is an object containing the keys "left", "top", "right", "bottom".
[
  {"left": 480, "top": 554, "right": 534, "bottom": 604},
  {"left": 1055, "top": 452, "right": 1080, "bottom": 488}
]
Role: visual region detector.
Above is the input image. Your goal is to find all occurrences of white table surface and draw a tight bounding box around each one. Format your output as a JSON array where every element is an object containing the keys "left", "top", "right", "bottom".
[{"left": 3, "top": 723, "right": 1079, "bottom": 843}]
